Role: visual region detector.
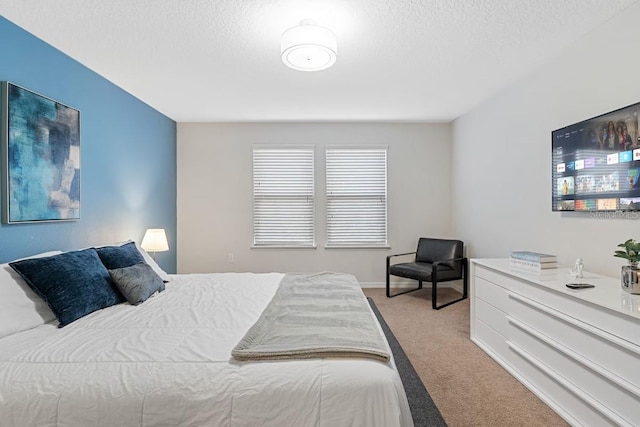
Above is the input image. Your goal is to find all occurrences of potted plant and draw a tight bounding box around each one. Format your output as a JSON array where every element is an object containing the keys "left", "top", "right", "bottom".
[{"left": 614, "top": 239, "right": 640, "bottom": 294}]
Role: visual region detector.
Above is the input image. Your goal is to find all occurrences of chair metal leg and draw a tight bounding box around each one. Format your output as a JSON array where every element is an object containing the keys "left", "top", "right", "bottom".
[
  {"left": 433, "top": 259, "right": 469, "bottom": 310},
  {"left": 431, "top": 279, "right": 438, "bottom": 309},
  {"left": 433, "top": 293, "right": 466, "bottom": 310},
  {"left": 387, "top": 257, "right": 422, "bottom": 298},
  {"left": 387, "top": 279, "right": 422, "bottom": 298},
  {"left": 463, "top": 264, "right": 469, "bottom": 299},
  {"left": 386, "top": 257, "right": 391, "bottom": 298},
  {"left": 433, "top": 278, "right": 467, "bottom": 309},
  {"left": 388, "top": 285, "right": 422, "bottom": 298}
]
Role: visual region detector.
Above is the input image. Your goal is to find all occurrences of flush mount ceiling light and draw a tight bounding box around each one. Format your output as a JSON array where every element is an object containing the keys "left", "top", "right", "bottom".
[{"left": 281, "top": 19, "right": 337, "bottom": 72}]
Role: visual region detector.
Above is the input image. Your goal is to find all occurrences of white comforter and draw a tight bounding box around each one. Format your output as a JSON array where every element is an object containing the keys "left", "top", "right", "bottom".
[{"left": 0, "top": 272, "right": 413, "bottom": 427}]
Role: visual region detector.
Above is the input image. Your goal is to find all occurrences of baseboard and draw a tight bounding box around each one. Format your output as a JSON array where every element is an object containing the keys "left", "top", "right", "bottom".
[
  {"left": 361, "top": 281, "right": 464, "bottom": 293},
  {"left": 361, "top": 281, "right": 415, "bottom": 289}
]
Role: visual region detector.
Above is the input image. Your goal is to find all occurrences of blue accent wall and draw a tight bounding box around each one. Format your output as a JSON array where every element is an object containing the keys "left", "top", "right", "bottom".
[{"left": 0, "top": 17, "right": 177, "bottom": 272}]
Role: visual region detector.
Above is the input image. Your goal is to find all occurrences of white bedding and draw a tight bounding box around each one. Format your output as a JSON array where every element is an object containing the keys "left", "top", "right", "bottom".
[{"left": 0, "top": 272, "right": 413, "bottom": 427}]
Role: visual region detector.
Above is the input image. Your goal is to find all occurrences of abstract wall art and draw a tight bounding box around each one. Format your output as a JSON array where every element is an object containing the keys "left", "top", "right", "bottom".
[{"left": 1, "top": 82, "right": 80, "bottom": 223}]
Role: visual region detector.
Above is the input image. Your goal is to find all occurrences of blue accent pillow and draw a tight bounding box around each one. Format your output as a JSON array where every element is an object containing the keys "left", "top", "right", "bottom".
[
  {"left": 9, "top": 248, "right": 124, "bottom": 327},
  {"left": 95, "top": 241, "right": 145, "bottom": 270},
  {"left": 108, "top": 262, "right": 165, "bottom": 305}
]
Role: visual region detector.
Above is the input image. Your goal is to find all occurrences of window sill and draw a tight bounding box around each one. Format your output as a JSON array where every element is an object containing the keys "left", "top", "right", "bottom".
[
  {"left": 251, "top": 246, "right": 317, "bottom": 250},
  {"left": 324, "top": 245, "right": 391, "bottom": 250}
]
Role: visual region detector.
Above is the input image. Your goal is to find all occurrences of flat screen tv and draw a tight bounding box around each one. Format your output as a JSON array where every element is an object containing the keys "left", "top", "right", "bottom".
[{"left": 552, "top": 102, "right": 640, "bottom": 212}]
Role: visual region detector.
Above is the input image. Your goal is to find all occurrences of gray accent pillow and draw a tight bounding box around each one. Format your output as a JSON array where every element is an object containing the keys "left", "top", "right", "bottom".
[{"left": 108, "top": 262, "right": 165, "bottom": 305}]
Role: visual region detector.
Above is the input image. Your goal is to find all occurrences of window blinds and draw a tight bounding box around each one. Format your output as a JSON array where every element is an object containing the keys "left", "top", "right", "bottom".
[
  {"left": 253, "top": 147, "right": 315, "bottom": 246},
  {"left": 326, "top": 148, "right": 387, "bottom": 247}
]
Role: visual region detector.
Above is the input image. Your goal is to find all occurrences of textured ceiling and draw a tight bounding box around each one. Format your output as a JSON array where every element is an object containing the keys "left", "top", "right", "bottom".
[{"left": 0, "top": 0, "right": 637, "bottom": 122}]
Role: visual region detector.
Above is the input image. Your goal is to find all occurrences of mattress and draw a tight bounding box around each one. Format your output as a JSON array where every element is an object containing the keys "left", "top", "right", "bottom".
[{"left": 0, "top": 272, "right": 413, "bottom": 427}]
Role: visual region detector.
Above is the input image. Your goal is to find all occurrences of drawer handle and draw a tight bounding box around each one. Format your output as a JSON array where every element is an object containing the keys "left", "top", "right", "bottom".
[
  {"left": 507, "top": 316, "right": 640, "bottom": 399},
  {"left": 507, "top": 341, "right": 635, "bottom": 427},
  {"left": 507, "top": 291, "right": 640, "bottom": 357}
]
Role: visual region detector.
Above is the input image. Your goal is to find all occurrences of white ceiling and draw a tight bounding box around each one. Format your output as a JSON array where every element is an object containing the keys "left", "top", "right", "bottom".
[{"left": 0, "top": 0, "right": 637, "bottom": 122}]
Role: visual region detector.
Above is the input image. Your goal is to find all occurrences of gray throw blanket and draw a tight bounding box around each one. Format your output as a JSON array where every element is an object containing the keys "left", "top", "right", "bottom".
[{"left": 231, "top": 272, "right": 390, "bottom": 362}]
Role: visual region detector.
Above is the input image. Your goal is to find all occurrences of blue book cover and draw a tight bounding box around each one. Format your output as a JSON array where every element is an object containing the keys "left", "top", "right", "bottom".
[{"left": 510, "top": 251, "right": 557, "bottom": 262}]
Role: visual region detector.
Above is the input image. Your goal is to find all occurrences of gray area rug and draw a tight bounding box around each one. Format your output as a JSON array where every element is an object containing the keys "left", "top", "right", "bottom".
[{"left": 368, "top": 298, "right": 447, "bottom": 427}]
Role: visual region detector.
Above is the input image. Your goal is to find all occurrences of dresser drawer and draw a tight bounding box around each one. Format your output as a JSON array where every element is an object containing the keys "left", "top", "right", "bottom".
[
  {"left": 473, "top": 317, "right": 512, "bottom": 368},
  {"left": 475, "top": 276, "right": 509, "bottom": 313},
  {"left": 507, "top": 341, "right": 620, "bottom": 427},
  {"left": 509, "top": 315, "right": 640, "bottom": 426},
  {"left": 508, "top": 291, "right": 640, "bottom": 388},
  {"left": 476, "top": 297, "right": 509, "bottom": 337}
]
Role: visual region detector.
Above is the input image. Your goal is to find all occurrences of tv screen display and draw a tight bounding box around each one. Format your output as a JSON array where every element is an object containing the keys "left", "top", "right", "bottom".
[{"left": 552, "top": 102, "right": 640, "bottom": 212}]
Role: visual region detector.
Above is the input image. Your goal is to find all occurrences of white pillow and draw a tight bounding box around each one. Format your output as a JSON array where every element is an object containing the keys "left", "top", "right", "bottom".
[
  {"left": 0, "top": 251, "right": 61, "bottom": 339},
  {"left": 136, "top": 242, "right": 170, "bottom": 281}
]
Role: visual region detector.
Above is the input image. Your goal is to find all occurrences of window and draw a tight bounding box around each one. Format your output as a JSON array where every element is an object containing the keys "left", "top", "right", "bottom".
[
  {"left": 326, "top": 147, "right": 388, "bottom": 247},
  {"left": 253, "top": 147, "right": 314, "bottom": 247}
]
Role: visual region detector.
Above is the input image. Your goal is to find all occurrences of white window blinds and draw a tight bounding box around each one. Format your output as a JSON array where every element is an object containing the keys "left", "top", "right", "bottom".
[
  {"left": 253, "top": 147, "right": 315, "bottom": 247},
  {"left": 326, "top": 148, "right": 387, "bottom": 247}
]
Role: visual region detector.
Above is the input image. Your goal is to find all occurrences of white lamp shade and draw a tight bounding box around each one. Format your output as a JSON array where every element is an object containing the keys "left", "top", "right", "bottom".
[
  {"left": 281, "top": 20, "right": 337, "bottom": 71},
  {"left": 141, "top": 229, "right": 169, "bottom": 252}
]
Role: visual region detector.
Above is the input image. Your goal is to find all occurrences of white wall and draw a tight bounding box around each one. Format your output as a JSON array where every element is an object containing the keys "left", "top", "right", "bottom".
[
  {"left": 452, "top": 2, "right": 640, "bottom": 277},
  {"left": 178, "top": 122, "right": 452, "bottom": 284}
]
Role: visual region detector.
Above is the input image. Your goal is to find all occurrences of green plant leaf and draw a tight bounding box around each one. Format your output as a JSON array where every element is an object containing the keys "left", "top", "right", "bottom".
[{"left": 614, "top": 240, "right": 640, "bottom": 262}]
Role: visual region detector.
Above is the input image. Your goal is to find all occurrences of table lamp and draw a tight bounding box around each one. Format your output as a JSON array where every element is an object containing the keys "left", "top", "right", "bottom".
[{"left": 141, "top": 228, "right": 169, "bottom": 261}]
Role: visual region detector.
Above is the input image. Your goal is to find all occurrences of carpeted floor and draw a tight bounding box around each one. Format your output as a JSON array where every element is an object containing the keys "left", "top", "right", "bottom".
[
  {"left": 364, "top": 287, "right": 569, "bottom": 427},
  {"left": 368, "top": 298, "right": 446, "bottom": 427}
]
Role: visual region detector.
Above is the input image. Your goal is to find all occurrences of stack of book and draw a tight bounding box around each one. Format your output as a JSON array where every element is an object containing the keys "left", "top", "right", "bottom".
[{"left": 509, "top": 251, "right": 558, "bottom": 273}]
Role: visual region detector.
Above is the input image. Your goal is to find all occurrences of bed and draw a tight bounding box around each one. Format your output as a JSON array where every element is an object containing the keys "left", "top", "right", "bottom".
[{"left": 0, "top": 244, "right": 413, "bottom": 427}]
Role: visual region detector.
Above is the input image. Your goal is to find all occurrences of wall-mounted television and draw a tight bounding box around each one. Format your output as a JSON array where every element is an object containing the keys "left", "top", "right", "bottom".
[{"left": 552, "top": 102, "right": 640, "bottom": 212}]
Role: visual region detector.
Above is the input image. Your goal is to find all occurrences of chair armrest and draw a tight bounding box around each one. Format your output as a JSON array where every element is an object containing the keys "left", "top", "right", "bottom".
[
  {"left": 386, "top": 252, "right": 417, "bottom": 272},
  {"left": 431, "top": 257, "right": 468, "bottom": 283},
  {"left": 386, "top": 252, "right": 416, "bottom": 262},
  {"left": 432, "top": 257, "right": 468, "bottom": 272},
  {"left": 432, "top": 256, "right": 467, "bottom": 267}
]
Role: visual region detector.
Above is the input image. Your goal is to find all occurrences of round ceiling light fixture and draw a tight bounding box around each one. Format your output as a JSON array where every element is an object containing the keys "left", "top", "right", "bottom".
[{"left": 281, "top": 19, "right": 337, "bottom": 72}]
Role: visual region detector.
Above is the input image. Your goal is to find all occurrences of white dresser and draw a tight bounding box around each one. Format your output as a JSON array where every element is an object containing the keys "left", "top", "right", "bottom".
[{"left": 470, "top": 259, "right": 640, "bottom": 427}]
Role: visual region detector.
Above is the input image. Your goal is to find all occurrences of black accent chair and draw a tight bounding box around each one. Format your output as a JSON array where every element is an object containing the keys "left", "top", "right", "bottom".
[{"left": 386, "top": 238, "right": 468, "bottom": 310}]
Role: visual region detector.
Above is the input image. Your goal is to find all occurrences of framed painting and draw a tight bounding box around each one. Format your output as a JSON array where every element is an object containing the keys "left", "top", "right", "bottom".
[{"left": 1, "top": 82, "right": 80, "bottom": 223}]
